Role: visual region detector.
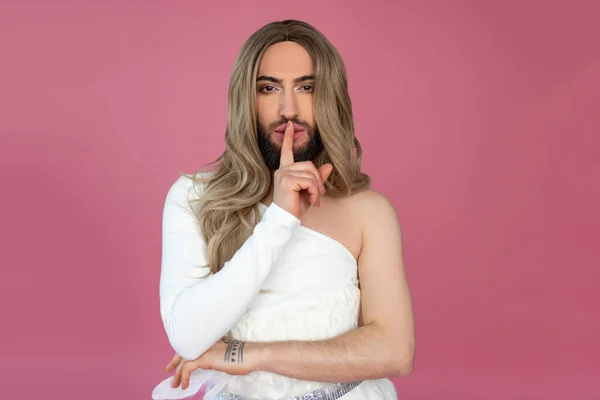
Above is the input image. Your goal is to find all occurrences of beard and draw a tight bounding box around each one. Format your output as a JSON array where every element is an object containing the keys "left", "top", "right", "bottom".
[{"left": 257, "top": 118, "right": 325, "bottom": 171}]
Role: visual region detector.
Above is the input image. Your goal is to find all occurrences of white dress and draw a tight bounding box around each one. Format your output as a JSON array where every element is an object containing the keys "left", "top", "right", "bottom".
[{"left": 152, "top": 174, "right": 398, "bottom": 400}]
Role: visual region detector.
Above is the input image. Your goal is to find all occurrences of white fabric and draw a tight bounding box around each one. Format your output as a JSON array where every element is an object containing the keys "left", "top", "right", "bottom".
[{"left": 152, "top": 174, "right": 397, "bottom": 399}]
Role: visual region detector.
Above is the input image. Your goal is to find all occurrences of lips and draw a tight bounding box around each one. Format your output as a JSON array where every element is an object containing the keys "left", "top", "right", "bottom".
[
  {"left": 275, "top": 130, "right": 306, "bottom": 140},
  {"left": 274, "top": 122, "right": 306, "bottom": 133}
]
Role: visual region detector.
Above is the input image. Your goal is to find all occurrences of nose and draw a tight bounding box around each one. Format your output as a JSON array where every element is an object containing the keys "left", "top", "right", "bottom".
[{"left": 279, "top": 91, "right": 298, "bottom": 120}]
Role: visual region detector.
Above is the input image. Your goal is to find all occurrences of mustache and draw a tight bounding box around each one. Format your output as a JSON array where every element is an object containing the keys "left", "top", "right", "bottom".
[{"left": 267, "top": 118, "right": 312, "bottom": 132}]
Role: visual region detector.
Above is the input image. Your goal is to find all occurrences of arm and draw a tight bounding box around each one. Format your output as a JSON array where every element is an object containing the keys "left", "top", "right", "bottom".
[
  {"left": 160, "top": 175, "right": 300, "bottom": 361},
  {"left": 247, "top": 191, "right": 416, "bottom": 381}
]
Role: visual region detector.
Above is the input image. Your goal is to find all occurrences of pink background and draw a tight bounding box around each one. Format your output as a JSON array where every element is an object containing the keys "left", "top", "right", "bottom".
[{"left": 1, "top": 1, "right": 598, "bottom": 399}]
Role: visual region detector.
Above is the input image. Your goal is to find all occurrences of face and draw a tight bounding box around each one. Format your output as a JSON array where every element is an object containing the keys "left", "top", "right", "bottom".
[{"left": 255, "top": 41, "right": 324, "bottom": 171}]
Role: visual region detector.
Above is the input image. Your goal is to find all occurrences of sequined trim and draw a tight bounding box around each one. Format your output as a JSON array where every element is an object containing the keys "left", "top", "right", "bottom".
[{"left": 212, "top": 381, "right": 362, "bottom": 400}]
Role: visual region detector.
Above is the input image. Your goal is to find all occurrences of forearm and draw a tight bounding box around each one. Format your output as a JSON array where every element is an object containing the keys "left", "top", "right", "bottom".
[
  {"left": 249, "top": 322, "right": 414, "bottom": 382},
  {"left": 160, "top": 181, "right": 301, "bottom": 360}
]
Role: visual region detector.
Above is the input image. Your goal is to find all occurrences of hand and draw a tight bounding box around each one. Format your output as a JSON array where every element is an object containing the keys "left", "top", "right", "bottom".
[
  {"left": 164, "top": 353, "right": 184, "bottom": 388},
  {"left": 165, "top": 339, "right": 255, "bottom": 391},
  {"left": 274, "top": 120, "right": 334, "bottom": 218}
]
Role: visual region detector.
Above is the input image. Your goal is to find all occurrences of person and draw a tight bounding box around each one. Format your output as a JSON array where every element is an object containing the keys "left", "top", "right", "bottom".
[{"left": 151, "top": 19, "right": 415, "bottom": 400}]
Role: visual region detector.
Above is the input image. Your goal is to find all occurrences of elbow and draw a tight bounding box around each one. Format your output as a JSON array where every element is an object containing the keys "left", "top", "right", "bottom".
[
  {"left": 391, "top": 342, "right": 415, "bottom": 377},
  {"left": 394, "top": 357, "right": 414, "bottom": 377},
  {"left": 163, "top": 313, "right": 205, "bottom": 361},
  {"left": 167, "top": 331, "right": 202, "bottom": 361}
]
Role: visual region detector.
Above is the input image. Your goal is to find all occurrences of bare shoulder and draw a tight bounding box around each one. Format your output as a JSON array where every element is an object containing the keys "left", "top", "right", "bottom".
[
  {"left": 350, "top": 188, "right": 394, "bottom": 206},
  {"left": 349, "top": 188, "right": 401, "bottom": 226},
  {"left": 348, "top": 189, "right": 406, "bottom": 274},
  {"left": 347, "top": 188, "right": 403, "bottom": 249}
]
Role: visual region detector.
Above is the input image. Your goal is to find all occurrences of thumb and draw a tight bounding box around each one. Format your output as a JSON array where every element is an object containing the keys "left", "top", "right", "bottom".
[{"left": 318, "top": 163, "right": 334, "bottom": 184}]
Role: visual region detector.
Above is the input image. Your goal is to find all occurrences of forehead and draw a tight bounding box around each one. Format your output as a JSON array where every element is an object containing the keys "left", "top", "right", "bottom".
[{"left": 258, "top": 41, "right": 314, "bottom": 78}]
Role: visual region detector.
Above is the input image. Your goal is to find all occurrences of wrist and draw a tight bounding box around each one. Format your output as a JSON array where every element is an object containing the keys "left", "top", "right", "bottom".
[{"left": 245, "top": 342, "right": 271, "bottom": 372}]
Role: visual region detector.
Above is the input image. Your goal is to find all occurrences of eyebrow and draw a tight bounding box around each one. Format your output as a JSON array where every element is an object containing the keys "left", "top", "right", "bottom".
[{"left": 256, "top": 75, "right": 315, "bottom": 84}]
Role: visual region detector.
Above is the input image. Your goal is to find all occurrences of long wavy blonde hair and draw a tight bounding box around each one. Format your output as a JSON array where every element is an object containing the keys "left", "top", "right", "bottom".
[{"left": 182, "top": 19, "right": 370, "bottom": 274}]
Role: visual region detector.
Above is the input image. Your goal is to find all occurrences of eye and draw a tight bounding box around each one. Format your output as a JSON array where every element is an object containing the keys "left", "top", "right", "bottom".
[
  {"left": 300, "top": 84, "right": 314, "bottom": 92},
  {"left": 260, "top": 85, "right": 276, "bottom": 93}
]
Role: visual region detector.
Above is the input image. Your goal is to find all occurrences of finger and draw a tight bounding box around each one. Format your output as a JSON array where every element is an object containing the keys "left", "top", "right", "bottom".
[
  {"left": 279, "top": 121, "right": 295, "bottom": 168},
  {"left": 318, "top": 163, "right": 334, "bottom": 185},
  {"left": 171, "top": 360, "right": 184, "bottom": 388},
  {"left": 181, "top": 363, "right": 189, "bottom": 390},
  {"left": 288, "top": 161, "right": 326, "bottom": 194},
  {"left": 181, "top": 362, "right": 196, "bottom": 391},
  {"left": 283, "top": 175, "right": 321, "bottom": 207},
  {"left": 296, "top": 171, "right": 321, "bottom": 206},
  {"left": 282, "top": 171, "right": 318, "bottom": 185},
  {"left": 283, "top": 171, "right": 321, "bottom": 205},
  {"left": 165, "top": 354, "right": 182, "bottom": 372}
]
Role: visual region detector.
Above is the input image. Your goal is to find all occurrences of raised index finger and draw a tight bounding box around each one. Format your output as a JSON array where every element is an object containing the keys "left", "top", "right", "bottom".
[{"left": 279, "top": 121, "right": 295, "bottom": 168}]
